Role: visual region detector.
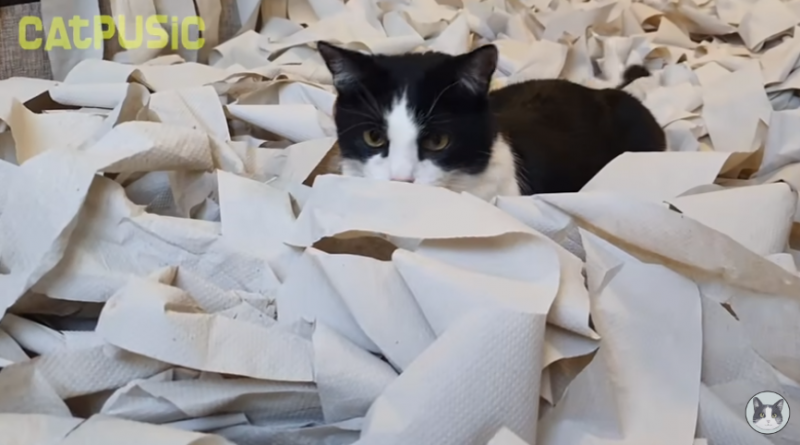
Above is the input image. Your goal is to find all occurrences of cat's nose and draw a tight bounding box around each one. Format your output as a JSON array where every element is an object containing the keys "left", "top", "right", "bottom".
[{"left": 391, "top": 177, "right": 414, "bottom": 183}]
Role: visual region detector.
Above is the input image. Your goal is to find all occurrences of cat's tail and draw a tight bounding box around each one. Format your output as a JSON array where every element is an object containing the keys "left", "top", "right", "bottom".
[{"left": 617, "top": 65, "right": 651, "bottom": 89}]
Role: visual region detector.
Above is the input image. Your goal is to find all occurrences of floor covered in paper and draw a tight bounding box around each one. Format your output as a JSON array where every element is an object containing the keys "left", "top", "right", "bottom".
[{"left": 0, "top": 0, "right": 799, "bottom": 444}]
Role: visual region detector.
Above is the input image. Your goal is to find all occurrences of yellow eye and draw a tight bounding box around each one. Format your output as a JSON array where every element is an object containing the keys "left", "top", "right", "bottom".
[
  {"left": 363, "top": 130, "right": 386, "bottom": 148},
  {"left": 773, "top": 414, "right": 777, "bottom": 418},
  {"left": 422, "top": 133, "right": 450, "bottom": 151},
  {"left": 761, "top": 413, "right": 765, "bottom": 417}
]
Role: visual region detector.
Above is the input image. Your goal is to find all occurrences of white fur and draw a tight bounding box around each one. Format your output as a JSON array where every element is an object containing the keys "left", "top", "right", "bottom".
[
  {"left": 339, "top": 91, "right": 521, "bottom": 201},
  {"left": 755, "top": 406, "right": 780, "bottom": 430}
]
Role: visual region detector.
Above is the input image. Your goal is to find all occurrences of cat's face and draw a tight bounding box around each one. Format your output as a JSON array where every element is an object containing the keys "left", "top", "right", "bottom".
[
  {"left": 318, "top": 42, "right": 500, "bottom": 190},
  {"left": 752, "top": 397, "right": 785, "bottom": 430}
]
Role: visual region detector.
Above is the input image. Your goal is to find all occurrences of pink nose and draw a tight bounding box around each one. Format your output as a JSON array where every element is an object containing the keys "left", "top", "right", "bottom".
[{"left": 391, "top": 177, "right": 414, "bottom": 183}]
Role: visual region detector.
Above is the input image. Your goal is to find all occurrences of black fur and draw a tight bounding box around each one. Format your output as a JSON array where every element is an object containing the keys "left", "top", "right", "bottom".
[
  {"left": 618, "top": 65, "right": 652, "bottom": 88},
  {"left": 318, "top": 42, "right": 666, "bottom": 195},
  {"left": 492, "top": 76, "right": 666, "bottom": 194}
]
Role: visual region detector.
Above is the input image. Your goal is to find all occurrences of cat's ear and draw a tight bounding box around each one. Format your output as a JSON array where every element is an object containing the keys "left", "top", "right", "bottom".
[
  {"left": 753, "top": 397, "right": 763, "bottom": 409},
  {"left": 775, "top": 399, "right": 785, "bottom": 411},
  {"left": 317, "top": 41, "right": 374, "bottom": 91},
  {"left": 454, "top": 44, "right": 498, "bottom": 94}
]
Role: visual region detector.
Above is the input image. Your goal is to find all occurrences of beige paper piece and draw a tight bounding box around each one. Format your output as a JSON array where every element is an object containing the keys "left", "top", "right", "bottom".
[
  {"left": 581, "top": 151, "right": 741, "bottom": 202},
  {"left": 34, "top": 176, "right": 280, "bottom": 303},
  {"left": 259, "top": 13, "right": 386, "bottom": 54},
  {"left": 48, "top": 83, "right": 131, "bottom": 109},
  {"left": 506, "top": 41, "right": 569, "bottom": 83},
  {"left": 0, "top": 313, "right": 66, "bottom": 355},
  {"left": 286, "top": 174, "right": 535, "bottom": 247},
  {"left": 760, "top": 33, "right": 800, "bottom": 86},
  {"left": 139, "top": 63, "right": 241, "bottom": 92},
  {"left": 701, "top": 61, "right": 772, "bottom": 153},
  {"left": 96, "top": 274, "right": 314, "bottom": 382},
  {"left": 488, "top": 427, "right": 531, "bottom": 445},
  {"left": 109, "top": 0, "right": 165, "bottom": 64},
  {"left": 0, "top": 327, "right": 28, "bottom": 366},
  {"left": 153, "top": 0, "right": 201, "bottom": 62},
  {"left": 9, "top": 342, "right": 169, "bottom": 399},
  {"left": 668, "top": 183, "right": 797, "bottom": 256},
  {"left": 676, "top": 2, "right": 736, "bottom": 35},
  {"left": 194, "top": 0, "right": 223, "bottom": 63},
  {"left": 217, "top": 170, "right": 301, "bottom": 281},
  {"left": 0, "top": 150, "right": 104, "bottom": 314},
  {"left": 0, "top": 414, "right": 82, "bottom": 443},
  {"left": 303, "top": 248, "right": 437, "bottom": 371},
  {"left": 61, "top": 414, "right": 235, "bottom": 445},
  {"left": 313, "top": 322, "right": 398, "bottom": 423},
  {"left": 561, "top": 35, "right": 594, "bottom": 84},
  {"left": 234, "top": 79, "right": 336, "bottom": 116},
  {"left": 100, "top": 369, "right": 319, "bottom": 424},
  {"left": 537, "top": 191, "right": 800, "bottom": 297},
  {"left": 209, "top": 31, "right": 270, "bottom": 69},
  {"left": 429, "top": 13, "right": 472, "bottom": 55},
  {"left": 357, "top": 308, "right": 548, "bottom": 445},
  {"left": 62, "top": 59, "right": 145, "bottom": 85},
  {"left": 39, "top": 0, "right": 104, "bottom": 81},
  {"left": 226, "top": 104, "right": 334, "bottom": 142},
  {"left": 737, "top": 0, "right": 797, "bottom": 51},
  {"left": 149, "top": 86, "right": 231, "bottom": 142},
  {"left": 537, "top": 230, "right": 701, "bottom": 445},
  {"left": 0, "top": 78, "right": 61, "bottom": 129},
  {"left": 652, "top": 16, "right": 698, "bottom": 49},
  {"left": 761, "top": 107, "right": 800, "bottom": 174},
  {"left": 276, "top": 250, "right": 381, "bottom": 353},
  {"left": 6, "top": 99, "right": 105, "bottom": 164},
  {"left": 0, "top": 364, "right": 71, "bottom": 416},
  {"left": 715, "top": 0, "right": 757, "bottom": 25},
  {"left": 537, "top": 0, "right": 618, "bottom": 42},
  {"left": 697, "top": 295, "right": 800, "bottom": 443}
]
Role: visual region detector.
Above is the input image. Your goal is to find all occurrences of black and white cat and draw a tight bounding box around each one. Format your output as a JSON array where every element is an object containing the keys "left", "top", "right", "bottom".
[
  {"left": 318, "top": 42, "right": 666, "bottom": 200},
  {"left": 752, "top": 396, "right": 785, "bottom": 430}
]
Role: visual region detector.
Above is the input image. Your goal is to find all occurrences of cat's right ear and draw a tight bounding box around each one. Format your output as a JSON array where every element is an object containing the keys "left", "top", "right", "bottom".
[
  {"left": 753, "top": 397, "right": 763, "bottom": 409},
  {"left": 454, "top": 44, "right": 499, "bottom": 95},
  {"left": 317, "top": 41, "right": 373, "bottom": 91}
]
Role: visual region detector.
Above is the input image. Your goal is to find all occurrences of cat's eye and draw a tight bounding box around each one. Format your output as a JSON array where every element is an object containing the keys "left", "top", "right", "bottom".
[
  {"left": 773, "top": 414, "right": 777, "bottom": 418},
  {"left": 761, "top": 413, "right": 765, "bottom": 417},
  {"left": 363, "top": 130, "right": 387, "bottom": 148},
  {"left": 421, "top": 133, "right": 450, "bottom": 151}
]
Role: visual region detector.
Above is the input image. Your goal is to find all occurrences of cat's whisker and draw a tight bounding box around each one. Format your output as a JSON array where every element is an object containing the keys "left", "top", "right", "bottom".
[
  {"left": 337, "top": 106, "right": 380, "bottom": 121},
  {"left": 423, "top": 81, "right": 460, "bottom": 120},
  {"left": 353, "top": 81, "right": 384, "bottom": 118},
  {"left": 423, "top": 116, "right": 455, "bottom": 126},
  {"left": 335, "top": 121, "right": 372, "bottom": 136}
]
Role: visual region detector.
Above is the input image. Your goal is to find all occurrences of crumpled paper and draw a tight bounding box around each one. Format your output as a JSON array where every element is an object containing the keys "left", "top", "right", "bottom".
[{"left": 1, "top": 0, "right": 800, "bottom": 444}]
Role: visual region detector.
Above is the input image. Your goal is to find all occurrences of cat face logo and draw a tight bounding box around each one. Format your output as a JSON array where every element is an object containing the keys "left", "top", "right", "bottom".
[{"left": 747, "top": 391, "right": 790, "bottom": 434}]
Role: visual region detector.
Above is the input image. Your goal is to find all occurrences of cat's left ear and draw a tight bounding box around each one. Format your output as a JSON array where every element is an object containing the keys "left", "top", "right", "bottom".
[
  {"left": 775, "top": 399, "right": 785, "bottom": 411},
  {"left": 454, "top": 45, "right": 498, "bottom": 94}
]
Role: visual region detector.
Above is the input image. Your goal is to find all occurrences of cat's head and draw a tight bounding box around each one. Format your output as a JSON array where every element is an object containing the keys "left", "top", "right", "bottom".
[
  {"left": 752, "top": 397, "right": 785, "bottom": 430},
  {"left": 318, "top": 42, "right": 499, "bottom": 188}
]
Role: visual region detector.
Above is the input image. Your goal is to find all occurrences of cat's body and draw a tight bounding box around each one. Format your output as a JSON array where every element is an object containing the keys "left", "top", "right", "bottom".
[
  {"left": 752, "top": 397, "right": 785, "bottom": 430},
  {"left": 319, "top": 42, "right": 666, "bottom": 200}
]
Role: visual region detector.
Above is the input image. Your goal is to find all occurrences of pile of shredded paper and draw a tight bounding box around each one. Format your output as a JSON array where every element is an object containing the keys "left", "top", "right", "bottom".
[{"left": 1, "top": 0, "right": 800, "bottom": 444}]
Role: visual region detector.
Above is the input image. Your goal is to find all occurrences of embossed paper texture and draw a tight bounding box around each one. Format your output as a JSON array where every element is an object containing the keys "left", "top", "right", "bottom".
[{"left": 0, "top": 0, "right": 799, "bottom": 444}]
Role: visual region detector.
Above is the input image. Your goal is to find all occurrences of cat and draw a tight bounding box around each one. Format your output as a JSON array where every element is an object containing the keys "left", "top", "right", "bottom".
[
  {"left": 752, "top": 396, "right": 785, "bottom": 430},
  {"left": 317, "top": 41, "right": 666, "bottom": 201}
]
